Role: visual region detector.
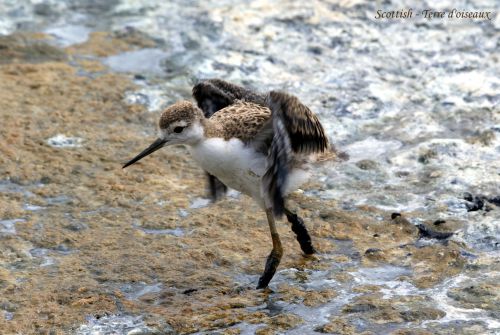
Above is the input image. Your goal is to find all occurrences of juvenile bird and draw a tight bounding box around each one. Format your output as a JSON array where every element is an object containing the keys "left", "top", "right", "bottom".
[{"left": 123, "top": 79, "right": 335, "bottom": 288}]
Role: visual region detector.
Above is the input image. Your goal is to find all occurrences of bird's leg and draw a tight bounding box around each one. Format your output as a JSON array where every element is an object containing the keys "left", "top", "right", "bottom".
[
  {"left": 206, "top": 172, "right": 227, "bottom": 202},
  {"left": 284, "top": 208, "right": 316, "bottom": 255},
  {"left": 257, "top": 209, "right": 283, "bottom": 289}
]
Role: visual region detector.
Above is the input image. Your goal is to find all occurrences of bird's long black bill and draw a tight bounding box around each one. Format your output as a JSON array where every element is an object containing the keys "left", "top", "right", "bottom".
[{"left": 122, "top": 138, "right": 167, "bottom": 168}]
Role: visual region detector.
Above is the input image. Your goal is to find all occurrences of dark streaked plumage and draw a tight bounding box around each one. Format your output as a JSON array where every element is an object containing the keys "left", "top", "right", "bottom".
[
  {"left": 266, "top": 91, "right": 328, "bottom": 153},
  {"left": 264, "top": 91, "right": 329, "bottom": 216}
]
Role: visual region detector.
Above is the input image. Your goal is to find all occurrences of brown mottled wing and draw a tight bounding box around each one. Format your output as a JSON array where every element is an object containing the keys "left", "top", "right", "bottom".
[
  {"left": 263, "top": 91, "right": 329, "bottom": 216},
  {"left": 209, "top": 102, "right": 272, "bottom": 141}
]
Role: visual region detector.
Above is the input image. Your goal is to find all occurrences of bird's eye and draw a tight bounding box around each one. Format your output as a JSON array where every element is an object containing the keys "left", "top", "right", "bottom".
[{"left": 173, "top": 126, "right": 185, "bottom": 133}]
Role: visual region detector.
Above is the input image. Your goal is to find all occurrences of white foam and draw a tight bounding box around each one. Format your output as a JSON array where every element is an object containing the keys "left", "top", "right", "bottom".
[
  {"left": 44, "top": 24, "right": 91, "bottom": 47},
  {"left": 0, "top": 218, "right": 25, "bottom": 235},
  {"left": 30, "top": 248, "right": 56, "bottom": 267},
  {"left": 120, "top": 282, "right": 162, "bottom": 300},
  {"left": 344, "top": 137, "right": 403, "bottom": 161},
  {"left": 423, "top": 274, "right": 500, "bottom": 330},
  {"left": 189, "top": 197, "right": 211, "bottom": 209},
  {"left": 133, "top": 224, "right": 185, "bottom": 237},
  {"left": 76, "top": 315, "right": 153, "bottom": 335},
  {"left": 178, "top": 209, "right": 189, "bottom": 217},
  {"left": 47, "top": 134, "right": 83, "bottom": 148},
  {"left": 104, "top": 48, "right": 168, "bottom": 74},
  {"left": 23, "top": 204, "right": 45, "bottom": 211}
]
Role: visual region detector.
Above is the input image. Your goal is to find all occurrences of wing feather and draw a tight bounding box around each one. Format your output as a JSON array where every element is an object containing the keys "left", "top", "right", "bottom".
[
  {"left": 262, "top": 91, "right": 329, "bottom": 216},
  {"left": 266, "top": 91, "right": 328, "bottom": 153},
  {"left": 262, "top": 117, "right": 292, "bottom": 216},
  {"left": 192, "top": 79, "right": 266, "bottom": 117}
]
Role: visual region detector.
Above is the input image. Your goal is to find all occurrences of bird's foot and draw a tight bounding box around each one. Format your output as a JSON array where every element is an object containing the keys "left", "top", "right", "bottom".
[
  {"left": 256, "top": 249, "right": 282, "bottom": 289},
  {"left": 287, "top": 212, "right": 316, "bottom": 255},
  {"left": 300, "top": 242, "right": 316, "bottom": 256}
]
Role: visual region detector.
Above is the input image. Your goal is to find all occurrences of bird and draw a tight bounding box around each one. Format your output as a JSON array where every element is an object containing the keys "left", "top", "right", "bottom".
[{"left": 123, "top": 79, "right": 337, "bottom": 288}]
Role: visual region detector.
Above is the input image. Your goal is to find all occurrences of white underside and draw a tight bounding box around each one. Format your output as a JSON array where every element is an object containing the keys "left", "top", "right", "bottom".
[{"left": 189, "top": 138, "right": 310, "bottom": 209}]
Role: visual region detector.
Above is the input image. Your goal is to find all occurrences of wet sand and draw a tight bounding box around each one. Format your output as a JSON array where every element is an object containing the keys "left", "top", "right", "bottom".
[{"left": 0, "top": 16, "right": 498, "bottom": 335}]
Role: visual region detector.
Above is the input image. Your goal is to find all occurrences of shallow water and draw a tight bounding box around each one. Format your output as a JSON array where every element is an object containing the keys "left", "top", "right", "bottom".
[
  {"left": 1, "top": 0, "right": 499, "bottom": 334},
  {"left": 0, "top": 218, "right": 25, "bottom": 235},
  {"left": 104, "top": 48, "right": 169, "bottom": 74},
  {"left": 47, "top": 134, "right": 84, "bottom": 148},
  {"left": 76, "top": 315, "right": 154, "bottom": 335}
]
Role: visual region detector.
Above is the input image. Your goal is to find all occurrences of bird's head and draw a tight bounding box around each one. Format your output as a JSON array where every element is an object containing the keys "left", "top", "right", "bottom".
[{"left": 123, "top": 101, "right": 204, "bottom": 168}]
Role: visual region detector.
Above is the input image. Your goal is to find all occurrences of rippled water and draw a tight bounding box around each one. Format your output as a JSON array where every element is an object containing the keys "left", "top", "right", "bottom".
[{"left": 1, "top": 0, "right": 498, "bottom": 333}]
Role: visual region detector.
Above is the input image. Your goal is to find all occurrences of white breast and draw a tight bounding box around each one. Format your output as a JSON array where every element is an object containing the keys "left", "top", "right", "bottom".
[{"left": 189, "top": 138, "right": 268, "bottom": 205}]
